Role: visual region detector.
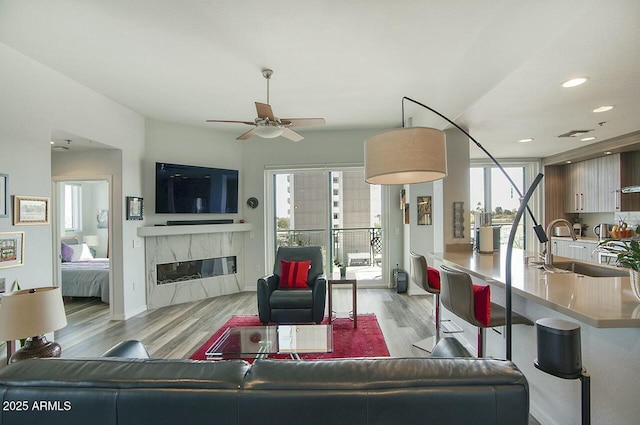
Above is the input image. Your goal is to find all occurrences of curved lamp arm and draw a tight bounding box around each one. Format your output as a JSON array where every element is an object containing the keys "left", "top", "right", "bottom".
[{"left": 399, "top": 97, "right": 547, "bottom": 360}]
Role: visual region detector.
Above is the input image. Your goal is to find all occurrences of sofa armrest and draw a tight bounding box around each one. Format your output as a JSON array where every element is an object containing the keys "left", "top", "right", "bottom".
[
  {"left": 257, "top": 274, "right": 279, "bottom": 323},
  {"left": 101, "top": 340, "right": 151, "bottom": 359}
]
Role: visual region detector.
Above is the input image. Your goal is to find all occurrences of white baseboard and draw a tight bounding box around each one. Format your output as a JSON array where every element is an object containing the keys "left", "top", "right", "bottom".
[{"left": 112, "top": 304, "right": 147, "bottom": 321}]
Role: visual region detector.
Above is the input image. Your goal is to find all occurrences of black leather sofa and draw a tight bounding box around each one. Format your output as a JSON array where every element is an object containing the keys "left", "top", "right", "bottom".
[{"left": 0, "top": 353, "right": 529, "bottom": 425}]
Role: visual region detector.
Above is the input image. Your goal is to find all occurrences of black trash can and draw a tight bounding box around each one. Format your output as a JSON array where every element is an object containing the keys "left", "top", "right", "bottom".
[{"left": 393, "top": 268, "right": 408, "bottom": 293}]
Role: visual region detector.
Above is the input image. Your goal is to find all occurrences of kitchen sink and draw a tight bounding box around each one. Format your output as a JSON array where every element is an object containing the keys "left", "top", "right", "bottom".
[{"left": 551, "top": 261, "right": 629, "bottom": 278}]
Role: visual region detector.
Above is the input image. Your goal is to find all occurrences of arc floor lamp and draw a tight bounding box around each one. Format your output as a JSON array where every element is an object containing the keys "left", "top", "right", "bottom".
[{"left": 364, "top": 96, "right": 548, "bottom": 360}]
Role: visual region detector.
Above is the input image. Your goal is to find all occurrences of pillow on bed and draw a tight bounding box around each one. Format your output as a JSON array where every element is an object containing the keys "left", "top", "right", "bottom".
[
  {"left": 66, "top": 243, "right": 94, "bottom": 262},
  {"left": 61, "top": 242, "right": 74, "bottom": 262}
]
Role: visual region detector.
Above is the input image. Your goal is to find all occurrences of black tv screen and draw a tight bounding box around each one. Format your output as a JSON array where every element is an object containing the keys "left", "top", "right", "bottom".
[{"left": 155, "top": 162, "right": 239, "bottom": 214}]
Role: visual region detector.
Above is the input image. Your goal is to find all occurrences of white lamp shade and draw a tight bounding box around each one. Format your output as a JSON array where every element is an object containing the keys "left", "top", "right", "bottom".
[
  {"left": 254, "top": 124, "right": 283, "bottom": 139},
  {"left": 0, "top": 287, "right": 67, "bottom": 341},
  {"left": 83, "top": 235, "right": 99, "bottom": 247},
  {"left": 364, "top": 127, "right": 447, "bottom": 184}
]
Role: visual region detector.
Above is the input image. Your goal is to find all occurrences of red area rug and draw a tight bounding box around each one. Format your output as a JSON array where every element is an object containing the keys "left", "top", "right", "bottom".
[{"left": 189, "top": 314, "right": 389, "bottom": 361}]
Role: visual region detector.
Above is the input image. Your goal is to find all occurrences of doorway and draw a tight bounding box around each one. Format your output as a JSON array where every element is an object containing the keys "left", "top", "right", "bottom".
[
  {"left": 268, "top": 167, "right": 383, "bottom": 285},
  {"left": 51, "top": 177, "right": 112, "bottom": 313}
]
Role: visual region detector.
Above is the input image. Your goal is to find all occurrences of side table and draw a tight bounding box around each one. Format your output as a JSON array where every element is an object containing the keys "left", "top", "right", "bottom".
[{"left": 327, "top": 279, "right": 357, "bottom": 329}]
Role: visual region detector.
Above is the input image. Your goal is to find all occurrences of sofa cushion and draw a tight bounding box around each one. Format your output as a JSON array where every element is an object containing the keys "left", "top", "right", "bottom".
[
  {"left": 279, "top": 259, "right": 311, "bottom": 289},
  {"left": 270, "top": 289, "right": 313, "bottom": 308}
]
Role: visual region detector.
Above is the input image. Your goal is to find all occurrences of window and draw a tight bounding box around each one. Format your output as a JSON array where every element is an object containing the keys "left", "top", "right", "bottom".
[
  {"left": 333, "top": 201, "right": 339, "bottom": 207},
  {"left": 333, "top": 189, "right": 339, "bottom": 196},
  {"left": 471, "top": 165, "right": 525, "bottom": 249},
  {"left": 64, "top": 184, "right": 82, "bottom": 232}
]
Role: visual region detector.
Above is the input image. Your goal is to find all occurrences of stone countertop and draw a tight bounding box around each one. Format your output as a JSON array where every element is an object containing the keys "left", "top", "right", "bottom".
[{"left": 431, "top": 249, "right": 640, "bottom": 328}]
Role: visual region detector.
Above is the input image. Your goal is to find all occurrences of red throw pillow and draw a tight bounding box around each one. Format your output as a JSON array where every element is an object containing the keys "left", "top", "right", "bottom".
[
  {"left": 472, "top": 284, "right": 491, "bottom": 327},
  {"left": 279, "top": 260, "right": 311, "bottom": 289},
  {"left": 427, "top": 266, "right": 441, "bottom": 290}
]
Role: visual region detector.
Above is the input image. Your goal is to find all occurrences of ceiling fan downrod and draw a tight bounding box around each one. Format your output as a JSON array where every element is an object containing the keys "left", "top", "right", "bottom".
[{"left": 262, "top": 68, "right": 273, "bottom": 105}]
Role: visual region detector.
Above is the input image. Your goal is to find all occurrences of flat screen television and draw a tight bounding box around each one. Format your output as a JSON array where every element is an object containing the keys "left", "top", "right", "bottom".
[{"left": 155, "top": 162, "right": 239, "bottom": 214}]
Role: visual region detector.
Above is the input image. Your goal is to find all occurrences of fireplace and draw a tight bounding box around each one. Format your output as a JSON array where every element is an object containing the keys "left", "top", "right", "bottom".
[
  {"left": 156, "top": 256, "right": 237, "bottom": 285},
  {"left": 138, "top": 223, "right": 252, "bottom": 309}
]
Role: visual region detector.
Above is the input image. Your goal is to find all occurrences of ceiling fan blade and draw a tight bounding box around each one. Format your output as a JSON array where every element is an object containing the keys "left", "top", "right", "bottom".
[
  {"left": 206, "top": 119, "right": 256, "bottom": 126},
  {"left": 281, "top": 127, "right": 304, "bottom": 142},
  {"left": 280, "top": 118, "right": 326, "bottom": 128},
  {"left": 236, "top": 128, "right": 257, "bottom": 140},
  {"left": 255, "top": 102, "right": 276, "bottom": 121}
]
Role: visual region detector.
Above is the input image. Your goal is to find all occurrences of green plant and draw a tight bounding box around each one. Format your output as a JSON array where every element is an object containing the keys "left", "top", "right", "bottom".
[
  {"left": 333, "top": 259, "right": 346, "bottom": 269},
  {"left": 597, "top": 239, "right": 640, "bottom": 271}
]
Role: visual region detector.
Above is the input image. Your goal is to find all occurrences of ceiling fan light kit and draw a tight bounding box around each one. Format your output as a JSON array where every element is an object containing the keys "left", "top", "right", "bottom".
[
  {"left": 254, "top": 124, "right": 283, "bottom": 139},
  {"left": 206, "top": 69, "right": 325, "bottom": 142}
]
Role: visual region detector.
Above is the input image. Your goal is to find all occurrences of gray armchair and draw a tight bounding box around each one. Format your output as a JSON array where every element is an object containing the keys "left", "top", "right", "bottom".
[{"left": 257, "top": 246, "right": 327, "bottom": 324}]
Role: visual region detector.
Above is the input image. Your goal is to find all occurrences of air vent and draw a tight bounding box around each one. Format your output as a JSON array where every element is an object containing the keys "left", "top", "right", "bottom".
[
  {"left": 52, "top": 145, "right": 70, "bottom": 151},
  {"left": 558, "top": 129, "right": 593, "bottom": 138}
]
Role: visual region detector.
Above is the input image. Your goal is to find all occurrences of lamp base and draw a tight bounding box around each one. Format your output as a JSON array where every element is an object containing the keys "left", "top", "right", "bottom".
[{"left": 9, "top": 336, "right": 62, "bottom": 363}]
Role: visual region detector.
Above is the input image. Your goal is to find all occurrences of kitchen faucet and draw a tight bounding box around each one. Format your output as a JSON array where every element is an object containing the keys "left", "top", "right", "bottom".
[{"left": 544, "top": 219, "right": 577, "bottom": 267}]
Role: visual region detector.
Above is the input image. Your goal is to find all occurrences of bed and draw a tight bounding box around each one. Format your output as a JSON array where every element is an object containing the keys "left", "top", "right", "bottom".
[{"left": 60, "top": 237, "right": 110, "bottom": 303}]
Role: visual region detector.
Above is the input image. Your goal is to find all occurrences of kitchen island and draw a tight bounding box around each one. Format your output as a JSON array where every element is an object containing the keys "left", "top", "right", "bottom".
[{"left": 430, "top": 248, "right": 640, "bottom": 425}]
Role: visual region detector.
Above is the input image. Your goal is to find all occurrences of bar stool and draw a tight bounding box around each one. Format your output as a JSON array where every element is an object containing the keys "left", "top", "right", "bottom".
[
  {"left": 410, "top": 251, "right": 441, "bottom": 352},
  {"left": 439, "top": 265, "right": 533, "bottom": 357}
]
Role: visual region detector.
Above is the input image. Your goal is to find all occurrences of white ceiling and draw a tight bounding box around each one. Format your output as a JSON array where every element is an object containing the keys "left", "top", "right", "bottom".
[{"left": 2, "top": 0, "right": 639, "bottom": 158}]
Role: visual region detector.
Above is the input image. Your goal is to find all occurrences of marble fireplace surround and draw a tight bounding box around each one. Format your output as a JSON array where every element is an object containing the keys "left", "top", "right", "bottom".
[{"left": 138, "top": 223, "right": 252, "bottom": 309}]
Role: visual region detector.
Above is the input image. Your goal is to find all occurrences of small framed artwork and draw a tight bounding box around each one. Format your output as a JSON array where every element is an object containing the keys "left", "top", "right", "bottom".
[
  {"left": 0, "top": 173, "right": 7, "bottom": 217},
  {"left": 0, "top": 231, "right": 25, "bottom": 269},
  {"left": 126, "top": 196, "right": 144, "bottom": 220},
  {"left": 13, "top": 196, "right": 49, "bottom": 225},
  {"left": 404, "top": 203, "right": 410, "bottom": 224},
  {"left": 97, "top": 209, "right": 109, "bottom": 228},
  {"left": 400, "top": 189, "right": 406, "bottom": 210},
  {"left": 417, "top": 196, "right": 432, "bottom": 225}
]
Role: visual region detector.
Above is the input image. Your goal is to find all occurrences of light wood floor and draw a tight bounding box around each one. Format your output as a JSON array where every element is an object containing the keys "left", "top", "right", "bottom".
[
  {"left": 1, "top": 288, "right": 436, "bottom": 365},
  {"left": 0, "top": 289, "right": 541, "bottom": 424}
]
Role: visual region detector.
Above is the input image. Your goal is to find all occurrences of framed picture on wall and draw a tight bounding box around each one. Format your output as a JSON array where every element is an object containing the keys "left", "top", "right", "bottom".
[
  {"left": 0, "top": 231, "right": 25, "bottom": 269},
  {"left": 126, "top": 196, "right": 144, "bottom": 220},
  {"left": 0, "top": 173, "right": 7, "bottom": 217},
  {"left": 13, "top": 195, "right": 49, "bottom": 225},
  {"left": 97, "top": 209, "right": 109, "bottom": 228},
  {"left": 417, "top": 196, "right": 432, "bottom": 225}
]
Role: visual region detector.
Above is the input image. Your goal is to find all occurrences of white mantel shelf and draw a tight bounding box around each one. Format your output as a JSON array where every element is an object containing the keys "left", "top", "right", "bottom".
[{"left": 137, "top": 223, "right": 253, "bottom": 237}]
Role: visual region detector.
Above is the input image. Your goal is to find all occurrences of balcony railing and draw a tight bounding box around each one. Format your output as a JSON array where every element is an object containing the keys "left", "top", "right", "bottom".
[{"left": 276, "top": 227, "right": 382, "bottom": 271}]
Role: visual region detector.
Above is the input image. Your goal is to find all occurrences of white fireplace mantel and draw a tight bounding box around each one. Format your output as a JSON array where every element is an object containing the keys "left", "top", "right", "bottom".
[{"left": 137, "top": 223, "right": 253, "bottom": 238}]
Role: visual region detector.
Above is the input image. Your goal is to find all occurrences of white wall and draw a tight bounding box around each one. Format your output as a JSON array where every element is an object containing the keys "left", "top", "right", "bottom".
[
  {"left": 141, "top": 123, "right": 405, "bottom": 291},
  {"left": 0, "top": 42, "right": 146, "bottom": 320},
  {"left": 241, "top": 128, "right": 402, "bottom": 289}
]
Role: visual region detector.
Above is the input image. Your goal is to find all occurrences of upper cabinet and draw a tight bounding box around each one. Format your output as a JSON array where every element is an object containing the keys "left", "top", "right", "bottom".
[{"left": 563, "top": 152, "right": 640, "bottom": 213}]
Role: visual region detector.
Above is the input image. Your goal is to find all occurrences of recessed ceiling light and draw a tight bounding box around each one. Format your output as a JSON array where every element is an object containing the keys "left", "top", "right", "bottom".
[
  {"left": 566, "top": 160, "right": 572, "bottom": 164},
  {"left": 561, "top": 77, "right": 588, "bottom": 88},
  {"left": 604, "top": 151, "right": 612, "bottom": 155},
  {"left": 581, "top": 136, "right": 596, "bottom": 141},
  {"left": 50, "top": 141, "right": 55, "bottom": 145},
  {"left": 517, "top": 138, "right": 534, "bottom": 143},
  {"left": 593, "top": 105, "right": 614, "bottom": 113}
]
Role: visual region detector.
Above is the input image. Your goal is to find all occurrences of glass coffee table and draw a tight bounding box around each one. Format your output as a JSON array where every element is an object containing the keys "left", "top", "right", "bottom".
[{"left": 205, "top": 324, "right": 333, "bottom": 360}]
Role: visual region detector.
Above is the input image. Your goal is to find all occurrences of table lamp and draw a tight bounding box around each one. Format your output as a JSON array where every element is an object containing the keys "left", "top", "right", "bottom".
[
  {"left": 0, "top": 286, "right": 68, "bottom": 363},
  {"left": 83, "top": 234, "right": 99, "bottom": 257}
]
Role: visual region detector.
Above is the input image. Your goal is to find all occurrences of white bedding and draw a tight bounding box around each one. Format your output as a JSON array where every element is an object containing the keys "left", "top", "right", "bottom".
[{"left": 61, "top": 258, "right": 110, "bottom": 303}]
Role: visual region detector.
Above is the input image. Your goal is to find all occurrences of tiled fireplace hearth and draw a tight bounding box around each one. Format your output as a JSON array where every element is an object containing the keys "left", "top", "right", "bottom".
[{"left": 138, "top": 223, "right": 252, "bottom": 308}]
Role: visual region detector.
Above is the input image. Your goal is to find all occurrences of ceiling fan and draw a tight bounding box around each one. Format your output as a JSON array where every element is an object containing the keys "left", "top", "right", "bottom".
[{"left": 206, "top": 69, "right": 325, "bottom": 142}]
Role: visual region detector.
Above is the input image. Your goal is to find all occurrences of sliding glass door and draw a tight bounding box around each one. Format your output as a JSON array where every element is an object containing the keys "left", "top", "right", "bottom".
[{"left": 269, "top": 168, "right": 382, "bottom": 285}]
